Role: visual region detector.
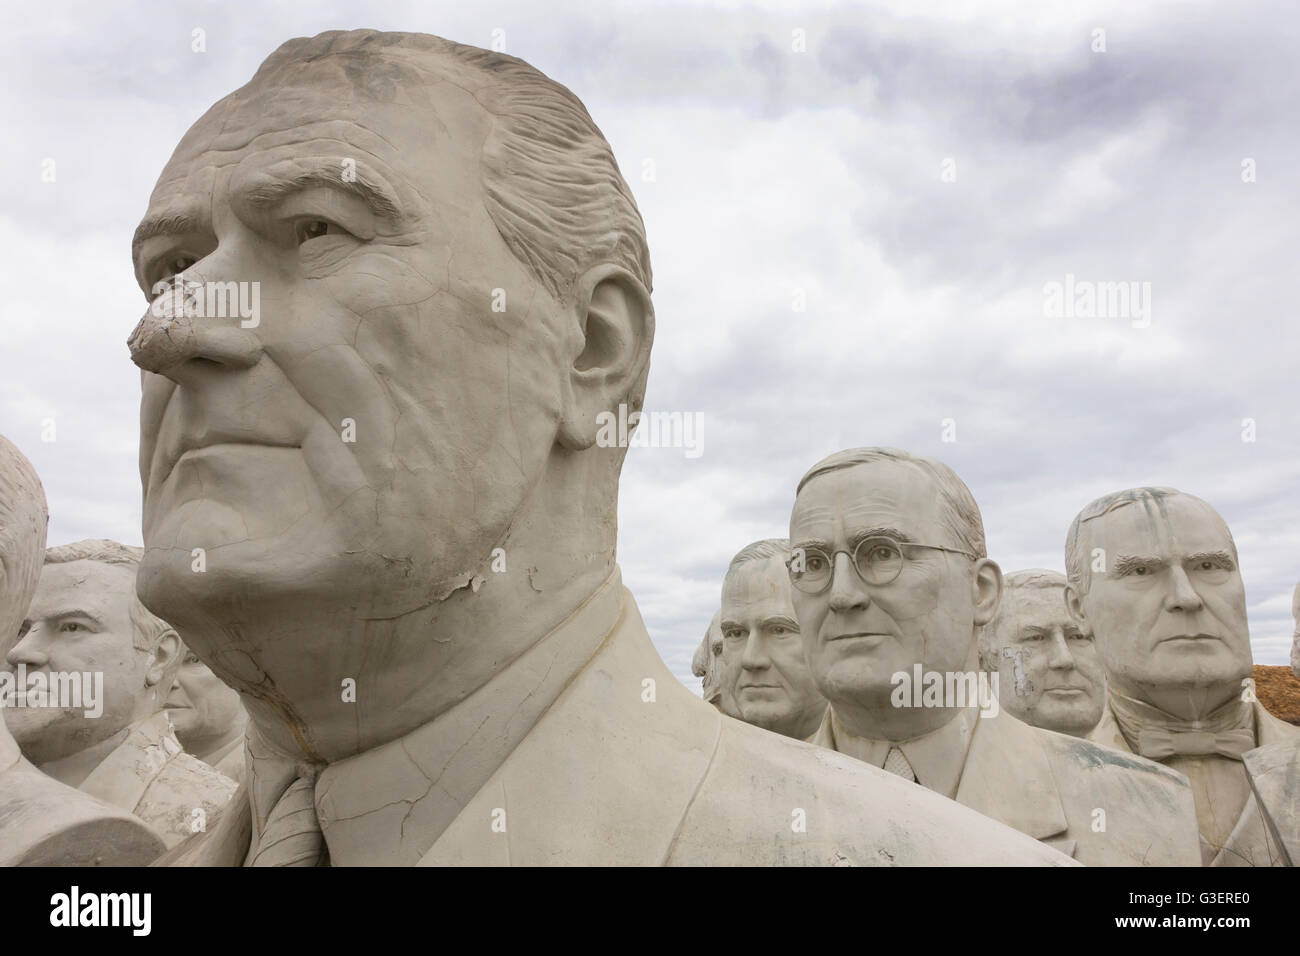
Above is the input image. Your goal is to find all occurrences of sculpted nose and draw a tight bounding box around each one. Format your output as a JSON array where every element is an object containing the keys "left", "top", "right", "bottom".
[
  {"left": 740, "top": 631, "right": 769, "bottom": 670},
  {"left": 1164, "top": 566, "right": 1204, "bottom": 614},
  {"left": 827, "top": 552, "right": 870, "bottom": 612},
  {"left": 6, "top": 629, "right": 47, "bottom": 668},
  {"left": 128, "top": 275, "right": 262, "bottom": 379},
  {"left": 1046, "top": 630, "right": 1074, "bottom": 669}
]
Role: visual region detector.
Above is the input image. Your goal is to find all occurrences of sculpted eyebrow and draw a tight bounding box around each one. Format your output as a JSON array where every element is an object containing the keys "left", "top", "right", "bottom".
[
  {"left": 1186, "top": 550, "right": 1234, "bottom": 566},
  {"left": 763, "top": 616, "right": 800, "bottom": 631},
  {"left": 241, "top": 167, "right": 401, "bottom": 221},
  {"left": 132, "top": 213, "right": 206, "bottom": 259},
  {"left": 849, "top": 526, "right": 914, "bottom": 546},
  {"left": 1111, "top": 554, "right": 1164, "bottom": 575}
]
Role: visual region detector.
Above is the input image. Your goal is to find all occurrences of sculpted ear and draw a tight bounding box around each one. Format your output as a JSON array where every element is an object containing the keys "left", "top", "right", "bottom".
[
  {"left": 557, "top": 264, "right": 654, "bottom": 451},
  {"left": 146, "top": 629, "right": 182, "bottom": 690},
  {"left": 971, "top": 558, "right": 1002, "bottom": 627},
  {"left": 1064, "top": 584, "right": 1089, "bottom": 634}
]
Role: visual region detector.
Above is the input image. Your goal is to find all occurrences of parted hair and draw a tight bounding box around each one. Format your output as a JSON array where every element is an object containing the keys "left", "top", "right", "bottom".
[
  {"left": 726, "top": 538, "right": 791, "bottom": 577},
  {"left": 251, "top": 30, "right": 653, "bottom": 306},
  {"left": 796, "top": 447, "right": 987, "bottom": 559},
  {"left": 44, "top": 539, "right": 175, "bottom": 653},
  {"left": 1063, "top": 487, "right": 1235, "bottom": 596}
]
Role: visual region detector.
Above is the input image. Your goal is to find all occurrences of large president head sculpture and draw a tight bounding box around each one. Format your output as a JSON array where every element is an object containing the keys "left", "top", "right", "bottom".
[
  {"left": 1064, "top": 487, "right": 1252, "bottom": 720},
  {"left": 788, "top": 448, "right": 1001, "bottom": 741},
  {"left": 978, "top": 569, "right": 1104, "bottom": 736},
  {"left": 718, "top": 539, "right": 826, "bottom": 740},
  {"left": 127, "top": 31, "right": 654, "bottom": 765}
]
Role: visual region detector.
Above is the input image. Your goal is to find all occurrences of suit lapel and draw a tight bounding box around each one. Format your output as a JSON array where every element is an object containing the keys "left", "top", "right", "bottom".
[
  {"left": 956, "top": 708, "right": 1071, "bottom": 847},
  {"left": 419, "top": 588, "right": 718, "bottom": 866}
]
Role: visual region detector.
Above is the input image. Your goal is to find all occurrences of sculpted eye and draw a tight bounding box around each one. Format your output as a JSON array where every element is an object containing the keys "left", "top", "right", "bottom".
[
  {"left": 149, "top": 253, "right": 199, "bottom": 291},
  {"left": 295, "top": 218, "right": 350, "bottom": 245},
  {"left": 59, "top": 622, "right": 84, "bottom": 634}
]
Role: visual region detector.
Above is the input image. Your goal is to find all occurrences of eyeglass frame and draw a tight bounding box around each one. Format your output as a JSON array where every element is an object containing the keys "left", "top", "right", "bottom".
[{"left": 785, "top": 535, "right": 979, "bottom": 594}]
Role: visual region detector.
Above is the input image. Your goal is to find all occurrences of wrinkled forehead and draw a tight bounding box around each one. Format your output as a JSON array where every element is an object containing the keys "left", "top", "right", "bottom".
[
  {"left": 33, "top": 560, "right": 135, "bottom": 616},
  {"left": 998, "top": 585, "right": 1069, "bottom": 631},
  {"left": 147, "top": 52, "right": 489, "bottom": 214},
  {"left": 722, "top": 557, "right": 792, "bottom": 608},
  {"left": 1088, "top": 494, "right": 1233, "bottom": 556},
  {"left": 791, "top": 461, "right": 944, "bottom": 541}
]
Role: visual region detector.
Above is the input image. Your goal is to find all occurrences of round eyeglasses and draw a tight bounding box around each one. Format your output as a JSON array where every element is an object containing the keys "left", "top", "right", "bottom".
[{"left": 786, "top": 536, "right": 977, "bottom": 594}]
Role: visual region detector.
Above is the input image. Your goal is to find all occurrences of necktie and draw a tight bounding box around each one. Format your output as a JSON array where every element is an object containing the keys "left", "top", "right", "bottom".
[
  {"left": 882, "top": 746, "right": 917, "bottom": 782},
  {"left": 1135, "top": 727, "right": 1255, "bottom": 761},
  {"left": 1108, "top": 690, "right": 1256, "bottom": 763},
  {"left": 248, "top": 774, "right": 329, "bottom": 867}
]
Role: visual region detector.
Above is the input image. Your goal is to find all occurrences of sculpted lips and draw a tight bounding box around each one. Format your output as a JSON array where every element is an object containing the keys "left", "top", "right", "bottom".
[{"left": 157, "top": 432, "right": 301, "bottom": 485}]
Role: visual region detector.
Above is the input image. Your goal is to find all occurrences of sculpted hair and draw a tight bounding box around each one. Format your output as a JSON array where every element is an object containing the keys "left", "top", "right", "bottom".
[
  {"left": 0, "top": 435, "right": 48, "bottom": 648},
  {"left": 796, "top": 448, "right": 986, "bottom": 558},
  {"left": 1062, "top": 487, "right": 1233, "bottom": 595},
  {"left": 253, "top": 30, "right": 653, "bottom": 306},
  {"left": 726, "top": 538, "right": 791, "bottom": 577},
  {"left": 978, "top": 569, "right": 1067, "bottom": 673},
  {"left": 44, "top": 539, "right": 175, "bottom": 653}
]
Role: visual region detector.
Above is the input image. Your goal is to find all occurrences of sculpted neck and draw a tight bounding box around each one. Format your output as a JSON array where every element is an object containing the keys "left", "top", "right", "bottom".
[
  {"left": 1112, "top": 676, "right": 1245, "bottom": 724},
  {"left": 830, "top": 641, "right": 981, "bottom": 743},
  {"left": 39, "top": 724, "right": 132, "bottom": 788},
  {"left": 214, "top": 450, "right": 622, "bottom": 766}
]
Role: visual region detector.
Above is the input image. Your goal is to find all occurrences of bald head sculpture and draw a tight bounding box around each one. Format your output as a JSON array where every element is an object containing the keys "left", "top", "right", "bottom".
[
  {"left": 979, "top": 569, "right": 1104, "bottom": 737},
  {"left": 128, "top": 31, "right": 654, "bottom": 765}
]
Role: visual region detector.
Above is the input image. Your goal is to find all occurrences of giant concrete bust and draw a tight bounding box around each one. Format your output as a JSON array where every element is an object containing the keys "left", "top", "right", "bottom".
[
  {"left": 1066, "top": 486, "right": 1300, "bottom": 865},
  {"left": 6, "top": 539, "right": 236, "bottom": 848},
  {"left": 790, "top": 447, "right": 1201, "bottom": 865},
  {"left": 690, "top": 610, "right": 725, "bottom": 707},
  {"left": 128, "top": 30, "right": 1073, "bottom": 867},
  {"left": 718, "top": 539, "right": 826, "bottom": 740},
  {"left": 978, "top": 569, "right": 1104, "bottom": 737},
  {"left": 0, "top": 436, "right": 166, "bottom": 865}
]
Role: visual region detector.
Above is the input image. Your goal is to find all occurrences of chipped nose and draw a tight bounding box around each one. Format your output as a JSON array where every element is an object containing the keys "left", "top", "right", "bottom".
[{"left": 128, "top": 289, "right": 262, "bottom": 374}]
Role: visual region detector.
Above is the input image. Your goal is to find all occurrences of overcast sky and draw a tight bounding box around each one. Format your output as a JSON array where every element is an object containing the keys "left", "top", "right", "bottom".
[{"left": 2, "top": 0, "right": 1297, "bottom": 692}]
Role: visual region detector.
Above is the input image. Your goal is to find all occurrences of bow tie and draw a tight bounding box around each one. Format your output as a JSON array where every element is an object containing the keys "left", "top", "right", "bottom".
[{"left": 1135, "top": 727, "right": 1256, "bottom": 761}]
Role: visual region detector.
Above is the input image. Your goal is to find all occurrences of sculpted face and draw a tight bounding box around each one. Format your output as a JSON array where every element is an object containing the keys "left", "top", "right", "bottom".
[
  {"left": 789, "top": 461, "right": 999, "bottom": 719},
  {"left": 131, "top": 61, "right": 579, "bottom": 723},
  {"left": 4, "top": 561, "right": 161, "bottom": 764},
  {"left": 166, "top": 652, "right": 244, "bottom": 752},
  {"left": 134, "top": 60, "right": 566, "bottom": 610},
  {"left": 1069, "top": 495, "right": 1251, "bottom": 709},
  {"left": 992, "top": 584, "right": 1104, "bottom": 736},
  {"left": 718, "top": 556, "right": 825, "bottom": 739}
]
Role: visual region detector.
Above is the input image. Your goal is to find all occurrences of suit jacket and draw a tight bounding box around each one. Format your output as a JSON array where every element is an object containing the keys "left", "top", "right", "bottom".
[
  {"left": 813, "top": 704, "right": 1202, "bottom": 866},
  {"left": 1090, "top": 699, "right": 1299, "bottom": 866},
  {"left": 162, "top": 572, "right": 1074, "bottom": 866},
  {"left": 1242, "top": 738, "right": 1299, "bottom": 865},
  {"left": 79, "top": 710, "right": 237, "bottom": 850}
]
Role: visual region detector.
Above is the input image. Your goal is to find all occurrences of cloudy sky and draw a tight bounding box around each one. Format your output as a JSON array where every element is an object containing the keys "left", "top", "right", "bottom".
[{"left": 2, "top": 0, "right": 1297, "bottom": 692}]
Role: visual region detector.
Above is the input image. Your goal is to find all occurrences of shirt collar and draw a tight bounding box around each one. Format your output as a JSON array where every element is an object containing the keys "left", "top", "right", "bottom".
[
  {"left": 1108, "top": 688, "right": 1256, "bottom": 753},
  {"left": 823, "top": 704, "right": 979, "bottom": 799},
  {"left": 246, "top": 566, "right": 626, "bottom": 866}
]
